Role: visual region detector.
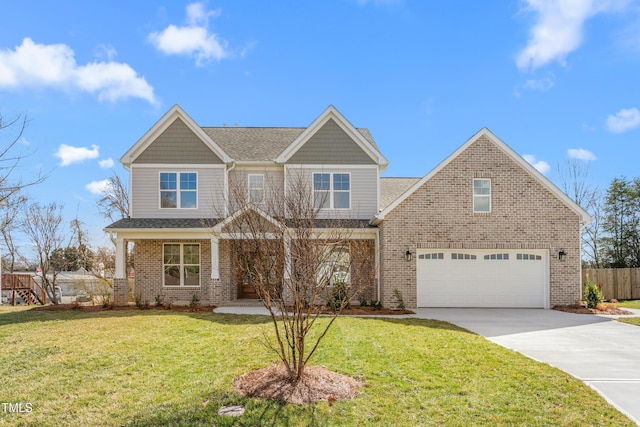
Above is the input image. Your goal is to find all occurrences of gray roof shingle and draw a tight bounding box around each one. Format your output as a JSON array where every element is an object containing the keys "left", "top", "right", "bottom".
[
  {"left": 202, "top": 127, "right": 376, "bottom": 162},
  {"left": 379, "top": 177, "right": 421, "bottom": 211},
  {"left": 105, "top": 218, "right": 219, "bottom": 230}
]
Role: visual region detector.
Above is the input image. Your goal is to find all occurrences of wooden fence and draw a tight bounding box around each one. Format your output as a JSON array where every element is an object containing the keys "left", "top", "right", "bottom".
[{"left": 582, "top": 268, "right": 640, "bottom": 300}]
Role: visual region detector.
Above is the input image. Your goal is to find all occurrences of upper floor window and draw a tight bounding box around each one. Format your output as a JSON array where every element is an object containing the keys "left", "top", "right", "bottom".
[
  {"left": 248, "top": 174, "right": 264, "bottom": 205},
  {"left": 160, "top": 172, "right": 197, "bottom": 209},
  {"left": 313, "top": 172, "right": 350, "bottom": 209},
  {"left": 473, "top": 178, "right": 491, "bottom": 213}
]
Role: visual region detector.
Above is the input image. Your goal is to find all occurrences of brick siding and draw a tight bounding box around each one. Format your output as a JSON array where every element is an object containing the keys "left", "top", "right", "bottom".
[{"left": 379, "top": 136, "right": 582, "bottom": 308}]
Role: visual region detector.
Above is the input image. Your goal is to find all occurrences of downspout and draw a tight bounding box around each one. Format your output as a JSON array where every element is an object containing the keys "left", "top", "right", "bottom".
[
  {"left": 225, "top": 161, "right": 236, "bottom": 217},
  {"left": 375, "top": 227, "right": 381, "bottom": 303}
]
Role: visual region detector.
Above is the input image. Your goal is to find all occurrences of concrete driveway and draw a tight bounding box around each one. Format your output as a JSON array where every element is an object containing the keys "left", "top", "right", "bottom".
[{"left": 411, "top": 308, "right": 640, "bottom": 425}]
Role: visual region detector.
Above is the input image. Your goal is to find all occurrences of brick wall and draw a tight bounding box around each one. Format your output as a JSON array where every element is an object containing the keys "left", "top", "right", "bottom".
[
  {"left": 133, "top": 239, "right": 234, "bottom": 305},
  {"left": 379, "top": 135, "right": 582, "bottom": 308}
]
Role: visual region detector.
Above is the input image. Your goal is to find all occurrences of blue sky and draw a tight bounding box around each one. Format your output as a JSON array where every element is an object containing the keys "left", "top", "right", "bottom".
[{"left": 1, "top": 0, "right": 640, "bottom": 252}]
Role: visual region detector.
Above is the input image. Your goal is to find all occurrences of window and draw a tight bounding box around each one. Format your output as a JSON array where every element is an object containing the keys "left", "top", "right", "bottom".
[
  {"left": 473, "top": 178, "right": 491, "bottom": 213},
  {"left": 484, "top": 253, "right": 510, "bottom": 260},
  {"left": 248, "top": 174, "right": 264, "bottom": 205},
  {"left": 163, "top": 243, "right": 200, "bottom": 287},
  {"left": 313, "top": 173, "right": 350, "bottom": 209},
  {"left": 317, "top": 245, "right": 350, "bottom": 287},
  {"left": 418, "top": 253, "right": 444, "bottom": 260},
  {"left": 516, "top": 253, "right": 542, "bottom": 261},
  {"left": 160, "top": 172, "right": 197, "bottom": 209},
  {"left": 452, "top": 253, "right": 477, "bottom": 260}
]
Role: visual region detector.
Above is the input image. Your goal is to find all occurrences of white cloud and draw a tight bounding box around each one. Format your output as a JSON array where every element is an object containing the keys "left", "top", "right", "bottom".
[
  {"left": 523, "top": 154, "right": 551, "bottom": 175},
  {"left": 567, "top": 148, "right": 597, "bottom": 161},
  {"left": 0, "top": 38, "right": 157, "bottom": 105},
  {"left": 516, "top": 0, "right": 630, "bottom": 71},
  {"left": 523, "top": 76, "right": 555, "bottom": 91},
  {"left": 85, "top": 179, "right": 111, "bottom": 195},
  {"left": 54, "top": 144, "right": 100, "bottom": 167},
  {"left": 98, "top": 158, "right": 115, "bottom": 168},
  {"left": 606, "top": 107, "right": 640, "bottom": 133},
  {"left": 149, "top": 2, "right": 228, "bottom": 66}
]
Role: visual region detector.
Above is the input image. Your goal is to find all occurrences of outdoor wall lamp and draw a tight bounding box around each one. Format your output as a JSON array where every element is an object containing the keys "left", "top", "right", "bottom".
[
  {"left": 558, "top": 249, "right": 567, "bottom": 261},
  {"left": 405, "top": 249, "right": 413, "bottom": 262}
]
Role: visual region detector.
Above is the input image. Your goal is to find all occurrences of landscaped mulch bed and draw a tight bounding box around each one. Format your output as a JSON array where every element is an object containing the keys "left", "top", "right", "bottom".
[
  {"left": 553, "top": 304, "right": 633, "bottom": 315},
  {"left": 284, "top": 305, "right": 414, "bottom": 315},
  {"left": 234, "top": 362, "right": 365, "bottom": 405}
]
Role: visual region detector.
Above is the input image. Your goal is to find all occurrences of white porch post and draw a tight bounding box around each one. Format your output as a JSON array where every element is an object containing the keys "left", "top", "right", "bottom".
[
  {"left": 114, "top": 236, "right": 126, "bottom": 279},
  {"left": 211, "top": 236, "right": 219, "bottom": 280},
  {"left": 284, "top": 234, "right": 291, "bottom": 279}
]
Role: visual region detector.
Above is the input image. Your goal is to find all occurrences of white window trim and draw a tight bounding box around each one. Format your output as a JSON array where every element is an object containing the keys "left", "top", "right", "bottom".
[
  {"left": 313, "top": 172, "right": 351, "bottom": 210},
  {"left": 163, "top": 243, "right": 201, "bottom": 287},
  {"left": 248, "top": 174, "right": 265, "bottom": 206},
  {"left": 473, "top": 178, "right": 491, "bottom": 213},
  {"left": 159, "top": 171, "right": 198, "bottom": 209}
]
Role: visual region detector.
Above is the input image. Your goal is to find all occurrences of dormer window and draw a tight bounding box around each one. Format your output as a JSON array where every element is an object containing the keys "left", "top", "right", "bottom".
[
  {"left": 473, "top": 178, "right": 491, "bottom": 213},
  {"left": 160, "top": 172, "right": 197, "bottom": 209}
]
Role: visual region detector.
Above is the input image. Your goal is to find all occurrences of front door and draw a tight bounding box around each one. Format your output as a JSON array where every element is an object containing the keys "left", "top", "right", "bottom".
[
  {"left": 235, "top": 251, "right": 282, "bottom": 300},
  {"left": 237, "top": 253, "right": 260, "bottom": 299}
]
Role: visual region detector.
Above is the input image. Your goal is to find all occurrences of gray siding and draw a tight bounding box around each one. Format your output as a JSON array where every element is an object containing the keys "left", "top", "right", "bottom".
[
  {"left": 288, "top": 119, "right": 376, "bottom": 165},
  {"left": 131, "top": 166, "right": 226, "bottom": 218},
  {"left": 287, "top": 166, "right": 378, "bottom": 219},
  {"left": 134, "top": 118, "right": 224, "bottom": 164}
]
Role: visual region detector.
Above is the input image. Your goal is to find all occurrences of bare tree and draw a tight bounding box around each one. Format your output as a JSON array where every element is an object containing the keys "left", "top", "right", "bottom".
[
  {"left": 21, "top": 202, "right": 65, "bottom": 304},
  {"left": 0, "top": 192, "right": 28, "bottom": 272},
  {"left": 0, "top": 113, "right": 46, "bottom": 204},
  {"left": 97, "top": 172, "right": 130, "bottom": 224},
  {"left": 557, "top": 159, "right": 603, "bottom": 266},
  {"left": 218, "top": 172, "right": 375, "bottom": 383}
]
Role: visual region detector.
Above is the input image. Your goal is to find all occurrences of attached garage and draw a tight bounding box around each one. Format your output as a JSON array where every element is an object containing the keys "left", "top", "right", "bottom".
[{"left": 416, "top": 249, "right": 549, "bottom": 308}]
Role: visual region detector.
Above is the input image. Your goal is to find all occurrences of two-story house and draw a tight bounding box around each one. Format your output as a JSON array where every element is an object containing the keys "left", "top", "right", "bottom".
[{"left": 106, "top": 105, "right": 590, "bottom": 308}]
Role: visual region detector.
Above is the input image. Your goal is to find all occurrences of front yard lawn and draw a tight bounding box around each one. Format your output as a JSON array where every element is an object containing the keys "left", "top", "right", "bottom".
[
  {"left": 618, "top": 299, "right": 640, "bottom": 310},
  {"left": 0, "top": 306, "right": 633, "bottom": 426}
]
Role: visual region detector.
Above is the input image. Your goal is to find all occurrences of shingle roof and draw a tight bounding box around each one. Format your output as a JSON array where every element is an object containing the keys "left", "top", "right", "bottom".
[
  {"left": 202, "top": 127, "right": 377, "bottom": 162},
  {"left": 105, "top": 218, "right": 219, "bottom": 230},
  {"left": 105, "top": 217, "right": 373, "bottom": 230},
  {"left": 380, "top": 177, "right": 421, "bottom": 210}
]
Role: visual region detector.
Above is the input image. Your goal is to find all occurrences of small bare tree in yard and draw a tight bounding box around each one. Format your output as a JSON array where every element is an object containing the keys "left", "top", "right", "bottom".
[
  {"left": 21, "top": 202, "right": 64, "bottom": 304},
  {"left": 221, "top": 173, "right": 373, "bottom": 402}
]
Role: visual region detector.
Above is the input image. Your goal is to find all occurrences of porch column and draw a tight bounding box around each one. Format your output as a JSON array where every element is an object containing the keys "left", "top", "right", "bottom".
[
  {"left": 113, "top": 236, "right": 128, "bottom": 306},
  {"left": 284, "top": 234, "right": 291, "bottom": 279},
  {"left": 211, "top": 236, "right": 220, "bottom": 280},
  {"left": 114, "top": 236, "right": 127, "bottom": 279}
]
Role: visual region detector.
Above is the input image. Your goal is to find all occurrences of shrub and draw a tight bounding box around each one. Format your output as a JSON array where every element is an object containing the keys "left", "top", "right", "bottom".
[
  {"left": 584, "top": 280, "right": 603, "bottom": 309},
  {"left": 155, "top": 294, "right": 164, "bottom": 307},
  {"left": 393, "top": 288, "right": 405, "bottom": 310},
  {"left": 358, "top": 292, "right": 368, "bottom": 307},
  {"left": 189, "top": 293, "right": 201, "bottom": 311},
  {"left": 134, "top": 292, "right": 144, "bottom": 308},
  {"left": 327, "top": 280, "right": 350, "bottom": 311}
]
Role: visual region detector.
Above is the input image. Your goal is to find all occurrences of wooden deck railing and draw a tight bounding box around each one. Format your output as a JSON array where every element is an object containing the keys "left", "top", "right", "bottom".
[{"left": 1, "top": 274, "right": 47, "bottom": 305}]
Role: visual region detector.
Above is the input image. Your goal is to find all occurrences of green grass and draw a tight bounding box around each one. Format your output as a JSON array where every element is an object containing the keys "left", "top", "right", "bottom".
[
  {"left": 617, "top": 299, "right": 640, "bottom": 310},
  {"left": 0, "top": 306, "right": 633, "bottom": 426},
  {"left": 612, "top": 300, "right": 640, "bottom": 326}
]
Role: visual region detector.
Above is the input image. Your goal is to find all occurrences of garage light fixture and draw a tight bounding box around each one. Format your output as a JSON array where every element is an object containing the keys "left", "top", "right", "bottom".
[
  {"left": 557, "top": 249, "right": 566, "bottom": 261},
  {"left": 405, "top": 248, "right": 413, "bottom": 262}
]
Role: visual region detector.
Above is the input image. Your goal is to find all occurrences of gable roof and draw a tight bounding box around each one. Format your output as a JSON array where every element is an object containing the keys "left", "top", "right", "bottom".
[
  {"left": 380, "top": 177, "right": 421, "bottom": 211},
  {"left": 373, "top": 128, "right": 591, "bottom": 225},
  {"left": 120, "top": 105, "right": 233, "bottom": 166},
  {"left": 275, "top": 105, "right": 388, "bottom": 169}
]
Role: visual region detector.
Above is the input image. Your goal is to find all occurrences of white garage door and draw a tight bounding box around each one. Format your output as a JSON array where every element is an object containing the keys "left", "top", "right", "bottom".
[{"left": 416, "top": 249, "right": 548, "bottom": 308}]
